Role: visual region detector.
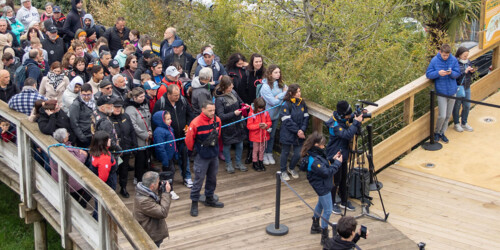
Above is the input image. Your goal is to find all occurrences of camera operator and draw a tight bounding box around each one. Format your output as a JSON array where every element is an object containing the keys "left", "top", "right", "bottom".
[
  {"left": 324, "top": 216, "right": 369, "bottom": 250},
  {"left": 325, "top": 101, "right": 362, "bottom": 213},
  {"left": 133, "top": 171, "right": 172, "bottom": 247}
]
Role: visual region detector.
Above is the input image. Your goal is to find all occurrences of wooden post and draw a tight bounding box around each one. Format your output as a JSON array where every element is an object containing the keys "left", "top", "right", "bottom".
[
  {"left": 492, "top": 46, "right": 500, "bottom": 71},
  {"left": 403, "top": 96, "right": 415, "bottom": 154},
  {"left": 21, "top": 130, "right": 35, "bottom": 209},
  {"left": 34, "top": 220, "right": 47, "bottom": 250},
  {"left": 98, "top": 202, "right": 112, "bottom": 250},
  {"left": 311, "top": 116, "right": 323, "bottom": 135},
  {"left": 58, "top": 166, "right": 72, "bottom": 250},
  {"left": 18, "top": 129, "right": 27, "bottom": 205}
]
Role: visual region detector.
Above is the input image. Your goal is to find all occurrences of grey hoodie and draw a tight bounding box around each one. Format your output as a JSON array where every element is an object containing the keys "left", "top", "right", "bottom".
[{"left": 191, "top": 77, "right": 213, "bottom": 116}]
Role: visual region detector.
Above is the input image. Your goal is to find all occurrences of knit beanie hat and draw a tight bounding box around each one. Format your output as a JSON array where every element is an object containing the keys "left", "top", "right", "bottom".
[{"left": 336, "top": 101, "right": 352, "bottom": 116}]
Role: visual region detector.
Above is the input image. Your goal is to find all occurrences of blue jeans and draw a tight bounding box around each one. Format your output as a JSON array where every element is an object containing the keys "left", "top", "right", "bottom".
[
  {"left": 177, "top": 142, "right": 191, "bottom": 179},
  {"left": 223, "top": 141, "right": 243, "bottom": 165},
  {"left": 280, "top": 143, "right": 302, "bottom": 172},
  {"left": 265, "top": 120, "right": 278, "bottom": 153},
  {"left": 314, "top": 192, "right": 333, "bottom": 229},
  {"left": 453, "top": 88, "right": 471, "bottom": 125}
]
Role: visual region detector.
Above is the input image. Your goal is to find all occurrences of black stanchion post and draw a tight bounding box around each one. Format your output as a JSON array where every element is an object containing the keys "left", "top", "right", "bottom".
[
  {"left": 422, "top": 90, "right": 443, "bottom": 151},
  {"left": 266, "top": 171, "right": 289, "bottom": 236}
]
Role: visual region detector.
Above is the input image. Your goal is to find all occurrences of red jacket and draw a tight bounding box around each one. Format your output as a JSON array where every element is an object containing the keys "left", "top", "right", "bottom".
[
  {"left": 91, "top": 153, "right": 116, "bottom": 183},
  {"left": 157, "top": 78, "right": 184, "bottom": 102},
  {"left": 1, "top": 130, "right": 16, "bottom": 143},
  {"left": 186, "top": 112, "right": 221, "bottom": 159},
  {"left": 247, "top": 109, "right": 272, "bottom": 143}
]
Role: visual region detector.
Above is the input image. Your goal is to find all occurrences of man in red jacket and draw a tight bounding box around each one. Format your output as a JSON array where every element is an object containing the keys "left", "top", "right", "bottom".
[{"left": 186, "top": 100, "right": 223, "bottom": 217}]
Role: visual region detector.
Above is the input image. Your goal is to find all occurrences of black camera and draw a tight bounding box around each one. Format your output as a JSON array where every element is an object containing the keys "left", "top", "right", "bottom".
[
  {"left": 360, "top": 225, "right": 367, "bottom": 239},
  {"left": 159, "top": 171, "right": 174, "bottom": 194},
  {"left": 353, "top": 103, "right": 372, "bottom": 119}
]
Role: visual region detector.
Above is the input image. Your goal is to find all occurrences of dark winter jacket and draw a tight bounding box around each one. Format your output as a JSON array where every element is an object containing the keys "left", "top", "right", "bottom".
[
  {"left": 92, "top": 109, "right": 122, "bottom": 152},
  {"left": 42, "top": 37, "right": 66, "bottom": 66},
  {"left": 24, "top": 58, "right": 42, "bottom": 85},
  {"left": 194, "top": 58, "right": 227, "bottom": 87},
  {"left": 112, "top": 84, "right": 128, "bottom": 104},
  {"left": 323, "top": 234, "right": 361, "bottom": 250},
  {"left": 185, "top": 112, "right": 221, "bottom": 159},
  {"left": 215, "top": 89, "right": 246, "bottom": 145},
  {"left": 162, "top": 51, "right": 195, "bottom": 76},
  {"left": 190, "top": 76, "right": 212, "bottom": 116},
  {"left": 240, "top": 68, "right": 263, "bottom": 104},
  {"left": 152, "top": 111, "right": 177, "bottom": 167},
  {"left": 0, "top": 82, "right": 19, "bottom": 103},
  {"left": 159, "top": 35, "right": 180, "bottom": 60},
  {"left": 68, "top": 68, "right": 90, "bottom": 83},
  {"left": 69, "top": 96, "right": 94, "bottom": 146},
  {"left": 51, "top": 14, "right": 67, "bottom": 39},
  {"left": 279, "top": 98, "right": 309, "bottom": 145},
  {"left": 37, "top": 107, "right": 75, "bottom": 143},
  {"left": 62, "top": 0, "right": 86, "bottom": 42},
  {"left": 426, "top": 52, "right": 461, "bottom": 96},
  {"left": 457, "top": 59, "right": 474, "bottom": 90},
  {"left": 103, "top": 25, "right": 130, "bottom": 57},
  {"left": 305, "top": 146, "right": 341, "bottom": 196},
  {"left": 4, "top": 57, "right": 21, "bottom": 81},
  {"left": 227, "top": 66, "right": 247, "bottom": 100},
  {"left": 110, "top": 112, "right": 137, "bottom": 151},
  {"left": 133, "top": 57, "right": 149, "bottom": 82},
  {"left": 325, "top": 111, "right": 361, "bottom": 160},
  {"left": 152, "top": 94, "right": 194, "bottom": 139}
]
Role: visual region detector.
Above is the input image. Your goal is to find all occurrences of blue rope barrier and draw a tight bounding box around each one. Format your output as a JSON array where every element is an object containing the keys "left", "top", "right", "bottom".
[{"left": 46, "top": 103, "right": 282, "bottom": 156}]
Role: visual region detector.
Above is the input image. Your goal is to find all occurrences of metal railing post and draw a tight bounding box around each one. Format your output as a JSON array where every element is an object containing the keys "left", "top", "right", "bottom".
[
  {"left": 266, "top": 171, "right": 288, "bottom": 236},
  {"left": 422, "top": 90, "right": 443, "bottom": 151}
]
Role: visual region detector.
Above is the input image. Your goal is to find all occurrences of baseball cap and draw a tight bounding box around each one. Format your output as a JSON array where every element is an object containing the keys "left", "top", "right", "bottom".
[
  {"left": 171, "top": 39, "right": 184, "bottom": 47},
  {"left": 165, "top": 66, "right": 180, "bottom": 77},
  {"left": 113, "top": 99, "right": 124, "bottom": 107},
  {"left": 202, "top": 50, "right": 214, "bottom": 56},
  {"left": 143, "top": 50, "right": 155, "bottom": 59},
  {"left": 96, "top": 95, "right": 115, "bottom": 106},
  {"left": 47, "top": 25, "right": 58, "bottom": 33},
  {"left": 143, "top": 81, "right": 160, "bottom": 90},
  {"left": 99, "top": 79, "right": 112, "bottom": 88},
  {"left": 53, "top": 6, "right": 61, "bottom": 13},
  {"left": 109, "top": 59, "right": 120, "bottom": 69}
]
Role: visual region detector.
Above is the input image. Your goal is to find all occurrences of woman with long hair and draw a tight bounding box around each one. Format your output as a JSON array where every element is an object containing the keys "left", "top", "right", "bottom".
[
  {"left": 61, "top": 51, "right": 76, "bottom": 74},
  {"left": 301, "top": 131, "right": 342, "bottom": 245},
  {"left": 453, "top": 46, "right": 475, "bottom": 133},
  {"left": 226, "top": 52, "right": 248, "bottom": 100},
  {"left": 259, "top": 64, "right": 287, "bottom": 165},
  {"left": 39, "top": 61, "right": 70, "bottom": 104},
  {"left": 215, "top": 75, "right": 249, "bottom": 173},
  {"left": 279, "top": 84, "right": 309, "bottom": 181},
  {"left": 125, "top": 87, "right": 152, "bottom": 183},
  {"left": 123, "top": 55, "right": 138, "bottom": 89},
  {"left": 242, "top": 53, "right": 265, "bottom": 104}
]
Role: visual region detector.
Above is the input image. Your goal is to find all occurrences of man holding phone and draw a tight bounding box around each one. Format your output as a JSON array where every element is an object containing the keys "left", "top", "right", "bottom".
[
  {"left": 426, "top": 44, "right": 461, "bottom": 143},
  {"left": 324, "top": 216, "right": 368, "bottom": 250}
]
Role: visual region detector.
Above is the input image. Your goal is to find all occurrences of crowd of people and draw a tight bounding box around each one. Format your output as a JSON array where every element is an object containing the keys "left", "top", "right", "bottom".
[{"left": 0, "top": 1, "right": 475, "bottom": 248}]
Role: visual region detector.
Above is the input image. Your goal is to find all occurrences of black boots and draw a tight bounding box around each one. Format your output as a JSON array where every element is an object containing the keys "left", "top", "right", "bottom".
[
  {"left": 320, "top": 228, "right": 329, "bottom": 246},
  {"left": 245, "top": 149, "right": 252, "bottom": 164},
  {"left": 258, "top": 161, "right": 266, "bottom": 171},
  {"left": 190, "top": 201, "right": 198, "bottom": 217},
  {"left": 120, "top": 187, "right": 129, "bottom": 198},
  {"left": 310, "top": 217, "right": 321, "bottom": 234},
  {"left": 203, "top": 196, "right": 224, "bottom": 208},
  {"left": 252, "top": 162, "right": 260, "bottom": 171}
]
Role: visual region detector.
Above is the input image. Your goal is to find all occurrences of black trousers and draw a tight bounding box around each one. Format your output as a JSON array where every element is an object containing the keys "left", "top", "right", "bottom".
[
  {"left": 135, "top": 150, "right": 149, "bottom": 182},
  {"left": 118, "top": 153, "right": 131, "bottom": 188},
  {"left": 331, "top": 160, "right": 348, "bottom": 204}
]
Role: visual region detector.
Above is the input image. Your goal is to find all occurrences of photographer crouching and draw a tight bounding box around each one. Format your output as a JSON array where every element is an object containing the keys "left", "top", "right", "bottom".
[
  {"left": 325, "top": 101, "right": 363, "bottom": 213},
  {"left": 324, "top": 216, "right": 369, "bottom": 250},
  {"left": 133, "top": 171, "right": 172, "bottom": 247}
]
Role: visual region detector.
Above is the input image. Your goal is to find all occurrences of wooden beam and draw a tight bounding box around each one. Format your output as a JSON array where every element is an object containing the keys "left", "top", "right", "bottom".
[
  {"left": 25, "top": 208, "right": 44, "bottom": 224},
  {"left": 311, "top": 116, "right": 324, "bottom": 135},
  {"left": 492, "top": 46, "right": 500, "bottom": 71},
  {"left": 58, "top": 166, "right": 73, "bottom": 250},
  {"left": 34, "top": 220, "right": 47, "bottom": 250},
  {"left": 403, "top": 96, "right": 415, "bottom": 125}
]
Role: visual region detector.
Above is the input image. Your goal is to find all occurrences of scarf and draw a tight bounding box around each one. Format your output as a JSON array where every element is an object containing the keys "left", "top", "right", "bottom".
[
  {"left": 47, "top": 71, "right": 65, "bottom": 89},
  {"left": 137, "top": 182, "right": 160, "bottom": 202},
  {"left": 80, "top": 95, "right": 96, "bottom": 111},
  {"left": 459, "top": 59, "right": 469, "bottom": 64}
]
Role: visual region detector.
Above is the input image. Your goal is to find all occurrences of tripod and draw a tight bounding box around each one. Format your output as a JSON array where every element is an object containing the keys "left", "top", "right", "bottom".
[{"left": 344, "top": 124, "right": 389, "bottom": 221}]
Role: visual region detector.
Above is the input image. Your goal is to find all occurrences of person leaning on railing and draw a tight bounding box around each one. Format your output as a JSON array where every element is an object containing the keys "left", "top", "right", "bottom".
[{"left": 452, "top": 46, "right": 474, "bottom": 133}]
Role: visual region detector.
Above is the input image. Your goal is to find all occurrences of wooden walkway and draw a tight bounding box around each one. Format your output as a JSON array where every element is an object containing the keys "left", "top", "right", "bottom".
[{"left": 119, "top": 161, "right": 416, "bottom": 249}]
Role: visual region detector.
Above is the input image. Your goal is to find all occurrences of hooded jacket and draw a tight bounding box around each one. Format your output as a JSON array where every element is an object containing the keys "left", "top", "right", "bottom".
[
  {"left": 152, "top": 111, "right": 177, "bottom": 167},
  {"left": 190, "top": 76, "right": 212, "bottom": 116},
  {"left": 279, "top": 98, "right": 309, "bottom": 145},
  {"left": 15, "top": 4, "right": 39, "bottom": 28},
  {"left": 426, "top": 52, "right": 461, "bottom": 96},
  {"left": 61, "top": 76, "right": 83, "bottom": 114},
  {"left": 305, "top": 146, "right": 341, "bottom": 196},
  {"left": 214, "top": 89, "right": 246, "bottom": 145},
  {"left": 63, "top": 0, "right": 86, "bottom": 41},
  {"left": 325, "top": 111, "right": 361, "bottom": 160},
  {"left": 246, "top": 108, "right": 272, "bottom": 143},
  {"left": 0, "top": 82, "right": 19, "bottom": 103},
  {"left": 42, "top": 35, "right": 66, "bottom": 66},
  {"left": 152, "top": 93, "right": 194, "bottom": 139},
  {"left": 194, "top": 57, "right": 227, "bottom": 86}
]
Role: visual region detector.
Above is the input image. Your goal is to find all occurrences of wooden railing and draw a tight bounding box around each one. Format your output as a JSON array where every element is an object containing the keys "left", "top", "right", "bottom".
[
  {"left": 0, "top": 101, "right": 156, "bottom": 249},
  {"left": 307, "top": 43, "right": 500, "bottom": 171}
]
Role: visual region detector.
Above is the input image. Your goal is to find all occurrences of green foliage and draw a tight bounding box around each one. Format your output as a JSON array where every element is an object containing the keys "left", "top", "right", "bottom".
[
  {"left": 33, "top": 0, "right": 73, "bottom": 13},
  {"left": 0, "top": 183, "right": 63, "bottom": 250}
]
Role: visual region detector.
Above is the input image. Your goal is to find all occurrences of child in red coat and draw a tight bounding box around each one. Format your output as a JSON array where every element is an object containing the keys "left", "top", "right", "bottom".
[
  {"left": 247, "top": 97, "right": 272, "bottom": 171},
  {"left": 0, "top": 119, "right": 16, "bottom": 143}
]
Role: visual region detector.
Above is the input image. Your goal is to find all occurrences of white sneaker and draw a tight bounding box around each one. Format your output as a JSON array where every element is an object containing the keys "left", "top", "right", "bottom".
[
  {"left": 268, "top": 153, "right": 276, "bottom": 165},
  {"left": 454, "top": 124, "right": 464, "bottom": 132},
  {"left": 462, "top": 123, "right": 473, "bottom": 132},
  {"left": 184, "top": 178, "right": 193, "bottom": 188},
  {"left": 263, "top": 154, "right": 270, "bottom": 165},
  {"left": 287, "top": 168, "right": 299, "bottom": 179},
  {"left": 281, "top": 172, "right": 290, "bottom": 181},
  {"left": 170, "top": 191, "right": 179, "bottom": 200},
  {"left": 133, "top": 178, "right": 138, "bottom": 185}
]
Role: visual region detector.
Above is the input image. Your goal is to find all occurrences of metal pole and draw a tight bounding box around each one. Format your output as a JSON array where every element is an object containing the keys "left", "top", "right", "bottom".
[
  {"left": 422, "top": 90, "right": 443, "bottom": 151},
  {"left": 266, "top": 171, "right": 288, "bottom": 236}
]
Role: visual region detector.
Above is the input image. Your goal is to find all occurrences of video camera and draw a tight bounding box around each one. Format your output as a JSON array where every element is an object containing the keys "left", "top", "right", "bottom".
[{"left": 349, "top": 100, "right": 378, "bottom": 122}]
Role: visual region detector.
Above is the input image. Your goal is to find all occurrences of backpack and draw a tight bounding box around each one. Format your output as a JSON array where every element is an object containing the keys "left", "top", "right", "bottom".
[
  {"left": 255, "top": 79, "right": 264, "bottom": 98},
  {"left": 14, "top": 65, "right": 28, "bottom": 89},
  {"left": 299, "top": 156, "right": 314, "bottom": 172}
]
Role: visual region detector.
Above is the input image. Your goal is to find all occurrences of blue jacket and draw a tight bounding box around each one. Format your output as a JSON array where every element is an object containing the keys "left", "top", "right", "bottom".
[
  {"left": 279, "top": 98, "right": 309, "bottom": 145},
  {"left": 325, "top": 111, "right": 361, "bottom": 159},
  {"left": 306, "top": 147, "right": 341, "bottom": 196},
  {"left": 152, "top": 111, "right": 177, "bottom": 167},
  {"left": 260, "top": 78, "right": 286, "bottom": 120},
  {"left": 426, "top": 53, "right": 461, "bottom": 96}
]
